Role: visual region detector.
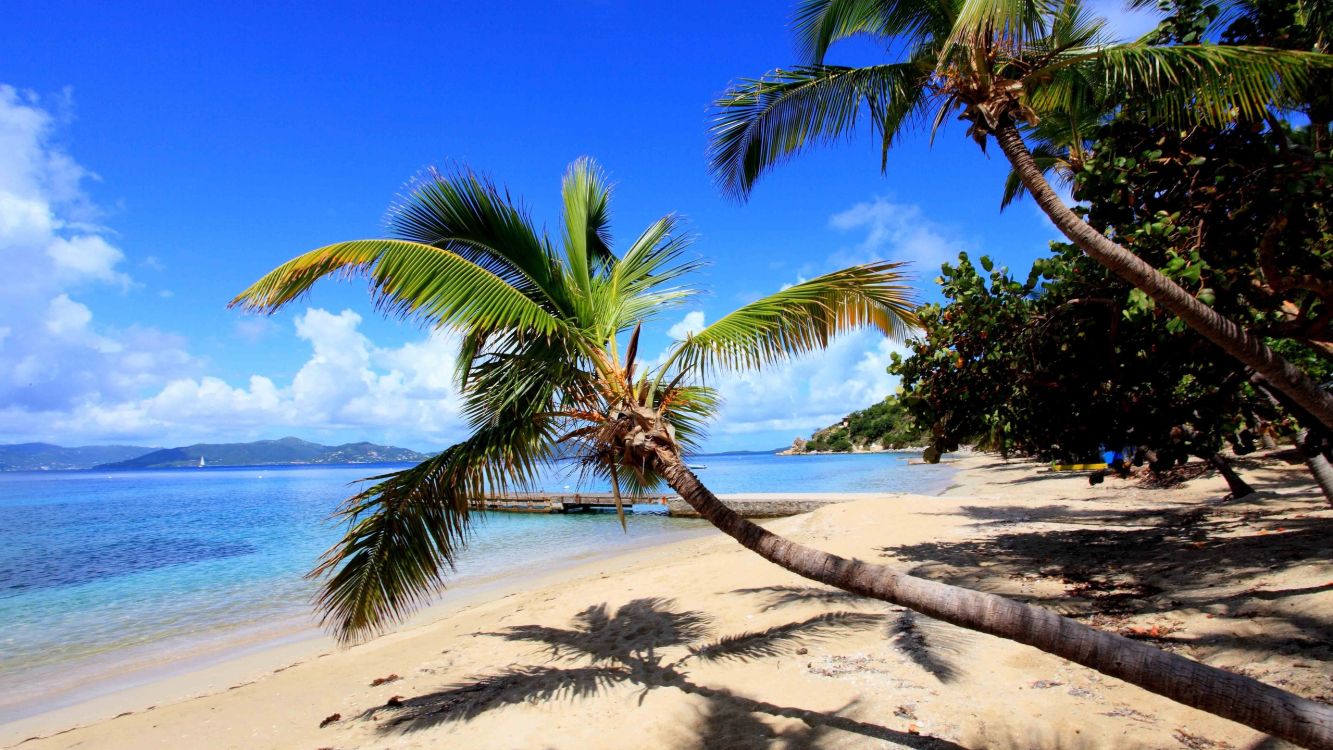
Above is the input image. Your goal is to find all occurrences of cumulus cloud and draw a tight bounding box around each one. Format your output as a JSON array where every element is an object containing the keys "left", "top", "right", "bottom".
[
  {"left": 827, "top": 198, "right": 965, "bottom": 273},
  {"left": 705, "top": 332, "right": 906, "bottom": 437},
  {"left": 667, "top": 310, "right": 705, "bottom": 340},
  {"left": 0, "top": 308, "right": 467, "bottom": 446},
  {"left": 0, "top": 86, "right": 195, "bottom": 417},
  {"left": 654, "top": 197, "right": 966, "bottom": 448},
  {"left": 0, "top": 87, "right": 466, "bottom": 449},
  {"left": 662, "top": 318, "right": 907, "bottom": 447}
]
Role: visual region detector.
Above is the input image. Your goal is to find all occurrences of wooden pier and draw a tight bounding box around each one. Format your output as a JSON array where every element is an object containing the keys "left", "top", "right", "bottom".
[
  {"left": 473, "top": 492, "right": 859, "bottom": 518},
  {"left": 472, "top": 492, "right": 671, "bottom": 514}
]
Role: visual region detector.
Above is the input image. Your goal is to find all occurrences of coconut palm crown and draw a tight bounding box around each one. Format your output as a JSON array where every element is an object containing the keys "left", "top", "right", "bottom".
[
  {"left": 711, "top": 0, "right": 1328, "bottom": 196},
  {"left": 232, "top": 158, "right": 917, "bottom": 642}
]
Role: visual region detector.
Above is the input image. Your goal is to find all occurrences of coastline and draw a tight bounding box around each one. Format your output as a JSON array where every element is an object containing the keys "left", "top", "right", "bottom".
[
  {"left": 0, "top": 516, "right": 718, "bottom": 746},
  {"left": 7, "top": 452, "right": 1330, "bottom": 749}
]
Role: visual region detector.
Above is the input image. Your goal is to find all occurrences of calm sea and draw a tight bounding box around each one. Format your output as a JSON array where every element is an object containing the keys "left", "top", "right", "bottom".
[{"left": 0, "top": 452, "right": 953, "bottom": 724}]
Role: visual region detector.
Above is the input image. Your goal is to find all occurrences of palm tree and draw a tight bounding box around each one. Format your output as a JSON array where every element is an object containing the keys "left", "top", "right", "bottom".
[
  {"left": 708, "top": 0, "right": 1333, "bottom": 433},
  {"left": 233, "top": 160, "right": 1333, "bottom": 748}
]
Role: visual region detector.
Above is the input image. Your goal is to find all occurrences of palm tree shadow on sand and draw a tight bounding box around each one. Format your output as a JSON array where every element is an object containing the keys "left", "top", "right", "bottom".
[
  {"left": 730, "top": 585, "right": 974, "bottom": 684},
  {"left": 359, "top": 597, "right": 967, "bottom": 749}
]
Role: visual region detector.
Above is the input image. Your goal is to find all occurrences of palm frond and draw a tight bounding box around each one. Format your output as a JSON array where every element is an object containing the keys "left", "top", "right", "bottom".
[
  {"left": 668, "top": 262, "right": 919, "bottom": 373},
  {"left": 1046, "top": 0, "right": 1112, "bottom": 49},
  {"left": 946, "top": 0, "right": 1053, "bottom": 52},
  {"left": 648, "top": 384, "right": 719, "bottom": 453},
  {"left": 1045, "top": 43, "right": 1333, "bottom": 124},
  {"left": 386, "top": 166, "right": 571, "bottom": 314},
  {"left": 229, "top": 239, "right": 568, "bottom": 337},
  {"left": 309, "top": 417, "right": 557, "bottom": 643},
  {"left": 560, "top": 158, "right": 616, "bottom": 320},
  {"left": 602, "top": 215, "right": 703, "bottom": 335},
  {"left": 710, "top": 64, "right": 930, "bottom": 199},
  {"left": 794, "top": 0, "right": 952, "bottom": 63}
]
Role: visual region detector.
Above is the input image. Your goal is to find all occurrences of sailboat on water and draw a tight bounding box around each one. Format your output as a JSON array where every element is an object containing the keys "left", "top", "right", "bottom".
[{"left": 198, "top": 456, "right": 205, "bottom": 468}]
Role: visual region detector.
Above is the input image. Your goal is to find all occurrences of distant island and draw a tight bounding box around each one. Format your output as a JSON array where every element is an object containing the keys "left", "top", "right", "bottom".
[
  {"left": 0, "top": 443, "right": 162, "bottom": 472},
  {"left": 694, "top": 448, "right": 784, "bottom": 457},
  {"left": 0, "top": 437, "right": 429, "bottom": 471}
]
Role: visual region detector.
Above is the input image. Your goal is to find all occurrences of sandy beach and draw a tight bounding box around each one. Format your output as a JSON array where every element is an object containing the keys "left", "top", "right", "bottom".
[{"left": 6, "top": 452, "right": 1330, "bottom": 749}]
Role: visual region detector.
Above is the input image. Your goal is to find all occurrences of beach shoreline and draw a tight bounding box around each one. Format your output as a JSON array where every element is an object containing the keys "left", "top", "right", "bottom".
[
  {"left": 0, "top": 514, "right": 720, "bottom": 746},
  {"left": 7, "top": 452, "right": 1330, "bottom": 749}
]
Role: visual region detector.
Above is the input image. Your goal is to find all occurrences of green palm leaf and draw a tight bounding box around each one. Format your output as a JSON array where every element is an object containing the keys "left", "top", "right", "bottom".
[
  {"left": 1045, "top": 43, "right": 1331, "bottom": 123},
  {"left": 560, "top": 158, "right": 616, "bottom": 317},
  {"left": 794, "top": 0, "right": 953, "bottom": 63},
  {"left": 388, "top": 167, "right": 571, "bottom": 315},
  {"left": 946, "top": 0, "right": 1052, "bottom": 51},
  {"left": 311, "top": 416, "right": 558, "bottom": 643},
  {"left": 601, "top": 215, "right": 703, "bottom": 336},
  {"left": 668, "top": 261, "right": 919, "bottom": 373},
  {"left": 230, "top": 239, "right": 568, "bottom": 337},
  {"left": 710, "top": 63, "right": 931, "bottom": 198}
]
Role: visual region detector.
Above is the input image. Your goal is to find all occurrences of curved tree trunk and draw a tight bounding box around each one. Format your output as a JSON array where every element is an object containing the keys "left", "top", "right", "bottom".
[
  {"left": 1252, "top": 376, "right": 1333, "bottom": 506},
  {"left": 992, "top": 124, "right": 1333, "bottom": 434},
  {"left": 1298, "top": 429, "right": 1333, "bottom": 506},
  {"left": 1206, "top": 453, "right": 1256, "bottom": 498},
  {"left": 649, "top": 445, "right": 1333, "bottom": 749}
]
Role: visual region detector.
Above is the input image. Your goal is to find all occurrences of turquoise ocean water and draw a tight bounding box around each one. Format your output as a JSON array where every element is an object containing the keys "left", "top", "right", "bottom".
[{"left": 0, "top": 452, "right": 953, "bottom": 724}]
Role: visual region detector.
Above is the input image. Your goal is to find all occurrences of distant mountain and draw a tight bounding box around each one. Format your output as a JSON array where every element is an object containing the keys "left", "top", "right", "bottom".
[
  {"left": 94, "top": 437, "right": 428, "bottom": 470},
  {"left": 694, "top": 448, "right": 785, "bottom": 457},
  {"left": 0, "top": 443, "right": 158, "bottom": 471}
]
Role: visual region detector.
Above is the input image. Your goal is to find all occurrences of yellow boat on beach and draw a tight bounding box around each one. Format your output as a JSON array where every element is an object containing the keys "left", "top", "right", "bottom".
[{"left": 1050, "top": 462, "right": 1109, "bottom": 472}]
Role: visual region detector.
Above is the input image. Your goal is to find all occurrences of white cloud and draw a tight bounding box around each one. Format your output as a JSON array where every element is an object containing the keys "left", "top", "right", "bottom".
[
  {"left": 655, "top": 198, "right": 961, "bottom": 449},
  {"left": 662, "top": 309, "right": 907, "bottom": 449},
  {"left": 47, "top": 234, "right": 129, "bottom": 287},
  {"left": 704, "top": 331, "right": 905, "bottom": 437},
  {"left": 828, "top": 198, "right": 964, "bottom": 273},
  {"left": 0, "top": 86, "right": 196, "bottom": 416},
  {"left": 667, "top": 310, "right": 705, "bottom": 340},
  {"left": 0, "top": 86, "right": 466, "bottom": 449},
  {"left": 0, "top": 308, "right": 467, "bottom": 446}
]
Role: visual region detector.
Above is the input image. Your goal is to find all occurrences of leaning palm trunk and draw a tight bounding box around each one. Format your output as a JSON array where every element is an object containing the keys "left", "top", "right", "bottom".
[
  {"left": 993, "top": 123, "right": 1333, "bottom": 433},
  {"left": 1254, "top": 377, "right": 1333, "bottom": 506},
  {"left": 639, "top": 425, "right": 1333, "bottom": 749},
  {"left": 1205, "top": 453, "right": 1255, "bottom": 498},
  {"left": 1298, "top": 429, "right": 1333, "bottom": 505}
]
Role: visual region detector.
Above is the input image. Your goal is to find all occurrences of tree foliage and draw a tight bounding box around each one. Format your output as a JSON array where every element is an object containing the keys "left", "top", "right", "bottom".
[
  {"left": 888, "top": 247, "right": 1315, "bottom": 466},
  {"left": 1075, "top": 112, "right": 1332, "bottom": 362}
]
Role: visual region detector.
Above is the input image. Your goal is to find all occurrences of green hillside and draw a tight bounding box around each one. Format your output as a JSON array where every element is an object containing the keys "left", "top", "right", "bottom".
[
  {"left": 0, "top": 443, "right": 158, "bottom": 471},
  {"left": 788, "top": 396, "right": 929, "bottom": 454}
]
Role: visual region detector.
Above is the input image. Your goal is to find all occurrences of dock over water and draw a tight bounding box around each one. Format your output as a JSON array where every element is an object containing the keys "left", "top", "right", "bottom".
[
  {"left": 473, "top": 492, "right": 888, "bottom": 518},
  {"left": 472, "top": 492, "right": 670, "bottom": 514}
]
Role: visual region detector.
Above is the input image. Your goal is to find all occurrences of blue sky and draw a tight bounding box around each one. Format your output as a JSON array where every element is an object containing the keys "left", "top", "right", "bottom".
[{"left": 0, "top": 1, "right": 1160, "bottom": 452}]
